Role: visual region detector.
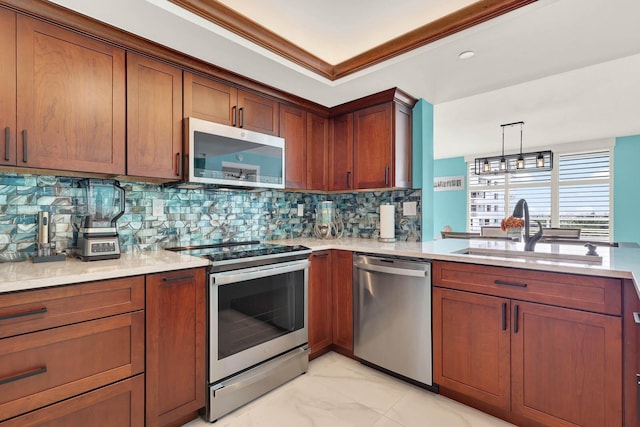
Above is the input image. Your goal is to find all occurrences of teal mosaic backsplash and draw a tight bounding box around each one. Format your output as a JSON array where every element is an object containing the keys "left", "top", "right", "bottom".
[{"left": 0, "top": 173, "right": 421, "bottom": 258}]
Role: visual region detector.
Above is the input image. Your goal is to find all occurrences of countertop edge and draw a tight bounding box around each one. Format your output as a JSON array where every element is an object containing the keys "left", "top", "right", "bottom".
[{"left": 0, "top": 252, "right": 210, "bottom": 294}]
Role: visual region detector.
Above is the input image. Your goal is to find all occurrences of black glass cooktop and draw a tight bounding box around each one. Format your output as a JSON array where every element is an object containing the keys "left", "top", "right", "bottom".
[{"left": 167, "top": 241, "right": 311, "bottom": 264}]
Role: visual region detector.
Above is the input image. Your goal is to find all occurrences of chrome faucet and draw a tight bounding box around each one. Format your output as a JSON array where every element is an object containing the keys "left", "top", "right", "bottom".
[{"left": 512, "top": 198, "right": 543, "bottom": 251}]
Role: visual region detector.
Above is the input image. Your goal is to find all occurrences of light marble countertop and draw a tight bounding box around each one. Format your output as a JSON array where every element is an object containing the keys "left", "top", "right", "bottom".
[
  {"left": 0, "top": 251, "right": 209, "bottom": 294},
  {"left": 278, "top": 237, "right": 640, "bottom": 296},
  {"left": 2, "top": 237, "right": 640, "bottom": 297}
]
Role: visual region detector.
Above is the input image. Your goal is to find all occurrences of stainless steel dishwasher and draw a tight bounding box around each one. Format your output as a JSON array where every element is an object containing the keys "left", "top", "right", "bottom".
[{"left": 353, "top": 253, "right": 433, "bottom": 387}]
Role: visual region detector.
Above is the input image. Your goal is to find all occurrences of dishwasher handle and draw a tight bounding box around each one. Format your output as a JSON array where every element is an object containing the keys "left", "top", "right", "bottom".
[{"left": 354, "top": 261, "right": 428, "bottom": 278}]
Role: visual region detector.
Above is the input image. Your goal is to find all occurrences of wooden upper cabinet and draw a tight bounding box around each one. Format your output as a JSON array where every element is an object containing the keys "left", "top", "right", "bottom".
[
  {"left": 184, "top": 72, "right": 278, "bottom": 135},
  {"left": 15, "top": 15, "right": 125, "bottom": 175},
  {"left": 348, "top": 91, "right": 413, "bottom": 190},
  {"left": 237, "top": 89, "right": 279, "bottom": 135},
  {"left": 127, "top": 52, "right": 183, "bottom": 180},
  {"left": 354, "top": 103, "right": 392, "bottom": 189},
  {"left": 306, "top": 112, "right": 329, "bottom": 191},
  {"left": 0, "top": 9, "right": 16, "bottom": 166},
  {"left": 329, "top": 113, "right": 353, "bottom": 191},
  {"left": 184, "top": 72, "right": 236, "bottom": 125},
  {"left": 280, "top": 104, "right": 307, "bottom": 189}
]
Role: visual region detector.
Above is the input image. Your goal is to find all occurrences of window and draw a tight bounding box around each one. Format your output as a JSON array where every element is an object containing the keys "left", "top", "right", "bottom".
[{"left": 468, "top": 149, "right": 612, "bottom": 241}]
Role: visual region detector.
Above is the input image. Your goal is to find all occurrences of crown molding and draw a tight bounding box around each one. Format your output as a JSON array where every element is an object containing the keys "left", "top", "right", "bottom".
[{"left": 170, "top": 0, "right": 537, "bottom": 80}]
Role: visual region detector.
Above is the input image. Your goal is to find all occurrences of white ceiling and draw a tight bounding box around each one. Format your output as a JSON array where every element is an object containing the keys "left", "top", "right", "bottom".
[{"left": 49, "top": 0, "right": 640, "bottom": 159}]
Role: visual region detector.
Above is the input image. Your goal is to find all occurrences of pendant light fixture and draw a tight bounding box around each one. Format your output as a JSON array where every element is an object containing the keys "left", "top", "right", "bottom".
[{"left": 474, "top": 121, "right": 553, "bottom": 175}]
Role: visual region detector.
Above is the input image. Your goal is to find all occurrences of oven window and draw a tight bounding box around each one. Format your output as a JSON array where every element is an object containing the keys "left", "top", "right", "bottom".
[{"left": 217, "top": 269, "right": 304, "bottom": 359}]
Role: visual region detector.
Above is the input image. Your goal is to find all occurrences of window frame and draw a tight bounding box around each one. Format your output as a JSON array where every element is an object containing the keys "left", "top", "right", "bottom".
[{"left": 465, "top": 139, "right": 614, "bottom": 241}]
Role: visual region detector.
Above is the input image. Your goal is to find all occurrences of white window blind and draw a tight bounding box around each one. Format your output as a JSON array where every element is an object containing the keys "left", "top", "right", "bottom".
[
  {"left": 557, "top": 151, "right": 610, "bottom": 240},
  {"left": 467, "top": 149, "right": 611, "bottom": 241}
]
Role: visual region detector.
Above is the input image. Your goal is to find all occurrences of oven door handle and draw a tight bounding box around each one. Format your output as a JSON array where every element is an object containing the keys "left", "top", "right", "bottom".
[{"left": 211, "top": 259, "right": 310, "bottom": 285}]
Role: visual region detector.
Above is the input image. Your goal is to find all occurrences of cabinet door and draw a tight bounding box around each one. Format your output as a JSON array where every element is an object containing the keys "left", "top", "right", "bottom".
[
  {"left": 127, "top": 53, "right": 183, "bottom": 179},
  {"left": 329, "top": 113, "right": 353, "bottom": 191},
  {"left": 0, "top": 9, "right": 16, "bottom": 166},
  {"left": 511, "top": 301, "right": 622, "bottom": 427},
  {"left": 308, "top": 251, "right": 332, "bottom": 357},
  {"left": 183, "top": 72, "right": 237, "bottom": 125},
  {"left": 433, "top": 288, "right": 511, "bottom": 411},
  {"left": 280, "top": 104, "right": 307, "bottom": 189},
  {"left": 353, "top": 103, "right": 393, "bottom": 189},
  {"left": 16, "top": 16, "right": 125, "bottom": 174},
  {"left": 331, "top": 250, "right": 353, "bottom": 353},
  {"left": 146, "top": 268, "right": 206, "bottom": 427},
  {"left": 0, "top": 375, "right": 144, "bottom": 427},
  {"left": 306, "top": 112, "right": 329, "bottom": 191},
  {"left": 237, "top": 90, "right": 279, "bottom": 135}
]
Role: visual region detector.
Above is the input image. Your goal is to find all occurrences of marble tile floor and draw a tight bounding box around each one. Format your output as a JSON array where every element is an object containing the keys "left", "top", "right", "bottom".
[{"left": 183, "top": 352, "right": 515, "bottom": 427}]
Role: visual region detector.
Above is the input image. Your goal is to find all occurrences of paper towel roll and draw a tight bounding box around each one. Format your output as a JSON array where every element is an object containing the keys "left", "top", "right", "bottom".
[{"left": 380, "top": 204, "right": 395, "bottom": 239}]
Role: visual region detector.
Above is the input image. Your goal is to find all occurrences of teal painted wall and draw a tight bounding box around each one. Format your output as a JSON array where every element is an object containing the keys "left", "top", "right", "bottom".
[
  {"left": 433, "top": 156, "right": 468, "bottom": 238},
  {"left": 413, "top": 99, "right": 434, "bottom": 241},
  {"left": 614, "top": 135, "right": 640, "bottom": 243}
]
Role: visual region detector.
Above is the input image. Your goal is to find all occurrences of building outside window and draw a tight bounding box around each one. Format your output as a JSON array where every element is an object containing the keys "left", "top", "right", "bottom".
[{"left": 468, "top": 147, "right": 612, "bottom": 241}]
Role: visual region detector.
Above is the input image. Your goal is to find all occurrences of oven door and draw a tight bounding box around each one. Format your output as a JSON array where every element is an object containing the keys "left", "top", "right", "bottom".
[{"left": 209, "top": 258, "right": 309, "bottom": 383}]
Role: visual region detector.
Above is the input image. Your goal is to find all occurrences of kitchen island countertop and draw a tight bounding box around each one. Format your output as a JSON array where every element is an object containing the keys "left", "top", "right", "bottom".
[{"left": 278, "top": 237, "right": 640, "bottom": 296}]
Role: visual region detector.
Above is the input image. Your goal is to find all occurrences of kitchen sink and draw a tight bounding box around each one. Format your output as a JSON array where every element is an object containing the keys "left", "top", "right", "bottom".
[{"left": 455, "top": 247, "right": 603, "bottom": 265}]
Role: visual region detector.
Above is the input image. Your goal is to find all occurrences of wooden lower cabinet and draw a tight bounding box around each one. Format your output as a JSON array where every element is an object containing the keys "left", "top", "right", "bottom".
[
  {"left": 331, "top": 250, "right": 353, "bottom": 354},
  {"left": 433, "top": 262, "right": 624, "bottom": 427},
  {"left": 511, "top": 301, "right": 622, "bottom": 427},
  {"left": 433, "top": 288, "right": 510, "bottom": 411},
  {"left": 145, "top": 268, "right": 206, "bottom": 427},
  {"left": 0, "top": 375, "right": 144, "bottom": 427},
  {"left": 308, "top": 250, "right": 332, "bottom": 357},
  {"left": 308, "top": 250, "right": 354, "bottom": 358}
]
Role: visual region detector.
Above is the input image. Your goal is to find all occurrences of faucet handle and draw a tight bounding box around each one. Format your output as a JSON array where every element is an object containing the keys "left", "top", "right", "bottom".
[{"left": 584, "top": 243, "right": 599, "bottom": 256}]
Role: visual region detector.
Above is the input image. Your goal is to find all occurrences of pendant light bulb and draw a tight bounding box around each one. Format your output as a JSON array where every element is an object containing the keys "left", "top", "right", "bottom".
[
  {"left": 517, "top": 156, "right": 525, "bottom": 169},
  {"left": 500, "top": 157, "right": 506, "bottom": 171},
  {"left": 536, "top": 153, "right": 544, "bottom": 168},
  {"left": 483, "top": 159, "right": 490, "bottom": 172}
]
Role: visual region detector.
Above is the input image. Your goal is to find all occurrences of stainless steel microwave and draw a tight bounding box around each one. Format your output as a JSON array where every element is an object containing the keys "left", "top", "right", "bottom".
[{"left": 184, "top": 117, "right": 285, "bottom": 189}]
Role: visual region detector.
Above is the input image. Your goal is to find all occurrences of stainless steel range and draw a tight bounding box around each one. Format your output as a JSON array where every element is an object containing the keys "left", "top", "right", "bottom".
[{"left": 168, "top": 241, "right": 311, "bottom": 422}]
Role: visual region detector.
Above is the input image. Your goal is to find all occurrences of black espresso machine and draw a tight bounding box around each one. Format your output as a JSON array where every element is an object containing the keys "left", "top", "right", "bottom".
[{"left": 74, "top": 179, "right": 125, "bottom": 261}]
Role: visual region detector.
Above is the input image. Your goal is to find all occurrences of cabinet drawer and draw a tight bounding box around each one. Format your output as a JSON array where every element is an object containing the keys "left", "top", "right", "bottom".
[
  {"left": 433, "top": 261, "right": 622, "bottom": 315},
  {"left": 0, "top": 312, "right": 144, "bottom": 421},
  {"left": 0, "top": 375, "right": 144, "bottom": 427},
  {"left": 0, "top": 276, "right": 144, "bottom": 339}
]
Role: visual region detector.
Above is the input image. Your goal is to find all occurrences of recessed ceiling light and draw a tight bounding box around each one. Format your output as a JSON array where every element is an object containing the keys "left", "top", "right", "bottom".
[{"left": 459, "top": 50, "right": 475, "bottom": 60}]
